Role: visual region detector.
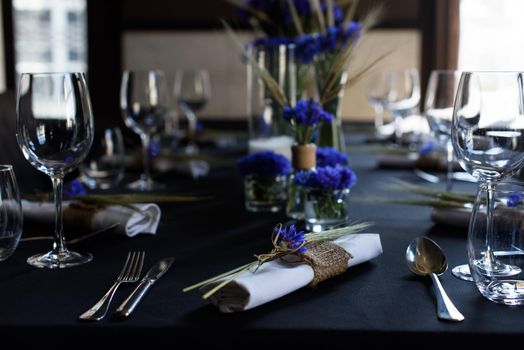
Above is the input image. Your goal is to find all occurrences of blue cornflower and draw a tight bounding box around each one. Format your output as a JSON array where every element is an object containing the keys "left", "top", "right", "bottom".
[
  {"left": 507, "top": 192, "right": 523, "bottom": 207},
  {"left": 275, "top": 224, "right": 307, "bottom": 253},
  {"left": 237, "top": 151, "right": 291, "bottom": 176},
  {"left": 148, "top": 140, "right": 161, "bottom": 158},
  {"left": 65, "top": 179, "right": 87, "bottom": 197},
  {"left": 316, "top": 147, "right": 349, "bottom": 167},
  {"left": 295, "top": 164, "right": 357, "bottom": 190},
  {"left": 250, "top": 36, "right": 293, "bottom": 48},
  {"left": 294, "top": 34, "right": 319, "bottom": 64},
  {"left": 283, "top": 99, "right": 334, "bottom": 126},
  {"left": 419, "top": 141, "right": 437, "bottom": 156}
]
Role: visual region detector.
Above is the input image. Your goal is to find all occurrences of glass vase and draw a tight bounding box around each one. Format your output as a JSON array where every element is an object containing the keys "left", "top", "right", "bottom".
[
  {"left": 316, "top": 72, "right": 347, "bottom": 153},
  {"left": 286, "top": 144, "right": 316, "bottom": 220},
  {"left": 244, "top": 174, "right": 288, "bottom": 213},
  {"left": 304, "top": 188, "right": 350, "bottom": 233},
  {"left": 246, "top": 43, "right": 296, "bottom": 159}
]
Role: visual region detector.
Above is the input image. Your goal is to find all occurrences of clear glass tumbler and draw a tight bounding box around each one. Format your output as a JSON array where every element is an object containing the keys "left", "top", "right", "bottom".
[
  {"left": 468, "top": 182, "right": 524, "bottom": 305},
  {"left": 0, "top": 165, "right": 22, "bottom": 261}
]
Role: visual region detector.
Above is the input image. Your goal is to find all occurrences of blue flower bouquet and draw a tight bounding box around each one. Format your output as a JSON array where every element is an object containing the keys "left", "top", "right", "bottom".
[
  {"left": 296, "top": 164, "right": 357, "bottom": 232},
  {"left": 238, "top": 151, "right": 291, "bottom": 212}
]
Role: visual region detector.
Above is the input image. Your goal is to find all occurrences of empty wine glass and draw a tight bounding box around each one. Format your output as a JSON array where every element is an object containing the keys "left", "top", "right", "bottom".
[
  {"left": 174, "top": 69, "right": 211, "bottom": 151},
  {"left": 452, "top": 71, "right": 524, "bottom": 281},
  {"left": 121, "top": 70, "right": 169, "bottom": 191},
  {"left": 80, "top": 127, "right": 125, "bottom": 189},
  {"left": 424, "top": 70, "right": 461, "bottom": 191},
  {"left": 0, "top": 165, "right": 22, "bottom": 261},
  {"left": 16, "top": 72, "right": 94, "bottom": 268},
  {"left": 366, "top": 71, "right": 394, "bottom": 137},
  {"left": 384, "top": 68, "right": 421, "bottom": 145}
]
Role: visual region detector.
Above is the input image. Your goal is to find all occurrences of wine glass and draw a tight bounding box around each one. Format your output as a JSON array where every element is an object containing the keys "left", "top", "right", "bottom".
[
  {"left": 80, "top": 127, "right": 125, "bottom": 189},
  {"left": 424, "top": 70, "right": 461, "bottom": 191},
  {"left": 0, "top": 165, "right": 23, "bottom": 261},
  {"left": 384, "top": 68, "right": 421, "bottom": 145},
  {"left": 451, "top": 71, "right": 524, "bottom": 281},
  {"left": 121, "top": 70, "right": 169, "bottom": 191},
  {"left": 16, "top": 72, "right": 94, "bottom": 268},
  {"left": 174, "top": 69, "right": 211, "bottom": 152},
  {"left": 366, "top": 71, "right": 394, "bottom": 137}
]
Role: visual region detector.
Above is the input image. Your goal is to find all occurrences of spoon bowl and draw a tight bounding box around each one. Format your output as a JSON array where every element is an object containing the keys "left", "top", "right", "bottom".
[
  {"left": 406, "top": 236, "right": 447, "bottom": 276},
  {"left": 406, "top": 236, "right": 464, "bottom": 322}
]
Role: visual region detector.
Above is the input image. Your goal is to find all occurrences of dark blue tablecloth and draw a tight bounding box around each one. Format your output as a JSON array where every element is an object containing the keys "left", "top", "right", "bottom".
[{"left": 1, "top": 135, "right": 522, "bottom": 346}]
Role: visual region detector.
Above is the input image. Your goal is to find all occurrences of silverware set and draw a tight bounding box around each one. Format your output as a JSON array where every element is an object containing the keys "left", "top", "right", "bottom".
[{"left": 79, "top": 251, "right": 174, "bottom": 321}]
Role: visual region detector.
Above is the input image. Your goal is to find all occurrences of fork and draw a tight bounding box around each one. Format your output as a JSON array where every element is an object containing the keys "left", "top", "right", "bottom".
[{"left": 79, "top": 251, "right": 145, "bottom": 321}]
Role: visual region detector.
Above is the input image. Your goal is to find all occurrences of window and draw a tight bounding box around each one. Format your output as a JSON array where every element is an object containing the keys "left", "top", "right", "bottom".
[
  {"left": 13, "top": 0, "right": 87, "bottom": 77},
  {"left": 459, "top": 0, "right": 524, "bottom": 70}
]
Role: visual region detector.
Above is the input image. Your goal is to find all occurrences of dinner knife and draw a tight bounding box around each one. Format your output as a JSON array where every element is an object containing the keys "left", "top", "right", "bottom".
[{"left": 114, "top": 257, "right": 175, "bottom": 318}]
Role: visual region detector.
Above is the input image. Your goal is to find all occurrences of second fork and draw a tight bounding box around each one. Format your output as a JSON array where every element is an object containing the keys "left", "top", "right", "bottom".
[{"left": 79, "top": 251, "right": 145, "bottom": 321}]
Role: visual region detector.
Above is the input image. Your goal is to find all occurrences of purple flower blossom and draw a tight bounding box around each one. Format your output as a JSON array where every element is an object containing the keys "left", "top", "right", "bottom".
[
  {"left": 65, "top": 179, "right": 87, "bottom": 197},
  {"left": 275, "top": 224, "right": 307, "bottom": 253},
  {"left": 316, "top": 147, "right": 349, "bottom": 167},
  {"left": 419, "top": 141, "right": 437, "bottom": 156},
  {"left": 295, "top": 164, "right": 357, "bottom": 190},
  {"left": 294, "top": 21, "right": 362, "bottom": 63},
  {"left": 237, "top": 151, "right": 291, "bottom": 176},
  {"left": 507, "top": 192, "right": 523, "bottom": 207},
  {"left": 283, "top": 99, "right": 333, "bottom": 126},
  {"left": 148, "top": 140, "right": 161, "bottom": 158}
]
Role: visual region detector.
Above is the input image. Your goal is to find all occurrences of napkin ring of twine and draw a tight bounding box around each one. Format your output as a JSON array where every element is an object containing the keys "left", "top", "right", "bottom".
[
  {"left": 300, "top": 241, "right": 352, "bottom": 287},
  {"left": 256, "top": 225, "right": 352, "bottom": 288}
]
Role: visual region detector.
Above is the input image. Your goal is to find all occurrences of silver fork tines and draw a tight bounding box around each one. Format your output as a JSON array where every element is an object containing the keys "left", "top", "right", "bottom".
[{"left": 79, "top": 251, "right": 145, "bottom": 321}]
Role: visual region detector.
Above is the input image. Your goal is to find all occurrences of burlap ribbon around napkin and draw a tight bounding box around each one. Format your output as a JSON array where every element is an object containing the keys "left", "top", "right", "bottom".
[{"left": 300, "top": 241, "right": 352, "bottom": 287}]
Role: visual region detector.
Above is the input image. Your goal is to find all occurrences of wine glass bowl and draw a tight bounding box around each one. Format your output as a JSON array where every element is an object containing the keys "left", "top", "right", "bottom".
[
  {"left": 16, "top": 72, "right": 94, "bottom": 268},
  {"left": 452, "top": 72, "right": 524, "bottom": 182},
  {"left": 384, "top": 68, "right": 421, "bottom": 145},
  {"left": 424, "top": 70, "right": 461, "bottom": 192},
  {"left": 121, "top": 70, "right": 169, "bottom": 191},
  {"left": 174, "top": 69, "right": 211, "bottom": 146}
]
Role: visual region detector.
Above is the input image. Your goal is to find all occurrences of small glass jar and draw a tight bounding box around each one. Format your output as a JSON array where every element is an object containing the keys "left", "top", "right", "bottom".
[
  {"left": 244, "top": 174, "right": 288, "bottom": 212},
  {"left": 304, "top": 187, "right": 350, "bottom": 233}
]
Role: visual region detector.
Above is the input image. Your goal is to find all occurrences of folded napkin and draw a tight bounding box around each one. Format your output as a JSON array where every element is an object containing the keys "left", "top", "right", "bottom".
[
  {"left": 22, "top": 200, "right": 161, "bottom": 237},
  {"left": 201, "top": 233, "right": 382, "bottom": 313}
]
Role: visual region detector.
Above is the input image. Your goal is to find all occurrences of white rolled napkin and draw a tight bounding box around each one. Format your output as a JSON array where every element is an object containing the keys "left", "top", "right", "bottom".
[
  {"left": 22, "top": 200, "right": 161, "bottom": 237},
  {"left": 201, "top": 233, "right": 382, "bottom": 313}
]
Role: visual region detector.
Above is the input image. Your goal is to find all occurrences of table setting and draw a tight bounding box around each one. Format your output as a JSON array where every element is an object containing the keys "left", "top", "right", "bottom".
[{"left": 3, "top": 0, "right": 524, "bottom": 346}]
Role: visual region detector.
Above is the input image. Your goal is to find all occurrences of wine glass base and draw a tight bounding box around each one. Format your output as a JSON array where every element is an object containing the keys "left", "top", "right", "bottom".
[
  {"left": 27, "top": 249, "right": 92, "bottom": 269},
  {"left": 473, "top": 258, "right": 522, "bottom": 277},
  {"left": 126, "top": 178, "right": 164, "bottom": 191},
  {"left": 451, "top": 264, "right": 474, "bottom": 281}
]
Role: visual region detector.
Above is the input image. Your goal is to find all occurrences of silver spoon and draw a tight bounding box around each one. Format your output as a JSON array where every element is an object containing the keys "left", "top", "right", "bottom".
[{"left": 406, "top": 236, "right": 465, "bottom": 322}]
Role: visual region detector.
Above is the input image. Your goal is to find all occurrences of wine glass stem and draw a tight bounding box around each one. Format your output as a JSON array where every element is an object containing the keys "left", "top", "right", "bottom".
[
  {"left": 485, "top": 181, "right": 497, "bottom": 267},
  {"left": 374, "top": 104, "right": 384, "bottom": 129},
  {"left": 140, "top": 133, "right": 151, "bottom": 184},
  {"left": 394, "top": 113, "right": 403, "bottom": 145},
  {"left": 446, "top": 139, "right": 454, "bottom": 192},
  {"left": 51, "top": 176, "right": 66, "bottom": 252}
]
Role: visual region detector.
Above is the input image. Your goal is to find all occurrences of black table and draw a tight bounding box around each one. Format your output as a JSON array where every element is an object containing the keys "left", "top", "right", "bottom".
[{"left": 2, "top": 135, "right": 524, "bottom": 346}]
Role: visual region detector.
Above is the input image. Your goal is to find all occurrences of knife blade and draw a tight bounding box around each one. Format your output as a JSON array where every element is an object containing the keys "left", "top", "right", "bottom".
[{"left": 114, "top": 257, "right": 175, "bottom": 318}]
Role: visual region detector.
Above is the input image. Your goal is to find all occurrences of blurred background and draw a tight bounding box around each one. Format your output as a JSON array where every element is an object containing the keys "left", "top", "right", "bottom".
[{"left": 1, "top": 0, "right": 523, "bottom": 132}]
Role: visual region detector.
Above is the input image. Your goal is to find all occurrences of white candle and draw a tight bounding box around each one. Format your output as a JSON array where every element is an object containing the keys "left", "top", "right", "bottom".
[{"left": 248, "top": 136, "right": 294, "bottom": 160}]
